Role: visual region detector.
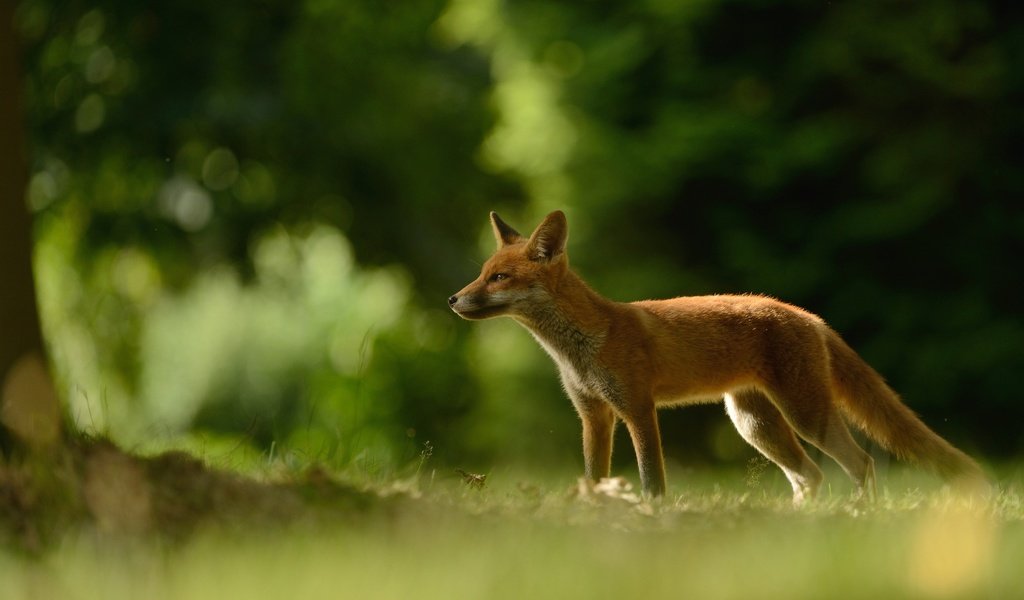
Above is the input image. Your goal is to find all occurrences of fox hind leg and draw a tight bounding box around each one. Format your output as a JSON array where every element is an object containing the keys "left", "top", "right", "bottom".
[
  {"left": 725, "top": 390, "right": 823, "bottom": 504},
  {"left": 766, "top": 379, "right": 876, "bottom": 501}
]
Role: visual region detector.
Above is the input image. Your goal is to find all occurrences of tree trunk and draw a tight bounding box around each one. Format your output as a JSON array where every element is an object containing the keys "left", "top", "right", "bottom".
[{"left": 0, "top": 2, "right": 61, "bottom": 454}]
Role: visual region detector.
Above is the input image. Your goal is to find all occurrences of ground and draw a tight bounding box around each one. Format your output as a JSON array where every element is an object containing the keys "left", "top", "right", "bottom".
[{"left": 2, "top": 438, "right": 1023, "bottom": 599}]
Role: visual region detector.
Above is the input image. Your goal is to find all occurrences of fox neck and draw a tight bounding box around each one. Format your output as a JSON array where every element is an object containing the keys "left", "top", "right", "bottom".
[{"left": 513, "top": 268, "right": 611, "bottom": 368}]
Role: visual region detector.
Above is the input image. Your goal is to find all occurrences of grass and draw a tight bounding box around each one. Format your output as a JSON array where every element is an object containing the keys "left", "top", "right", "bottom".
[{"left": 2, "top": 449, "right": 1023, "bottom": 600}]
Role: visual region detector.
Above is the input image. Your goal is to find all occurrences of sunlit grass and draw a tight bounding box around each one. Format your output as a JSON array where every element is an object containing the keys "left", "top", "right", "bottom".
[{"left": 2, "top": 455, "right": 1022, "bottom": 600}]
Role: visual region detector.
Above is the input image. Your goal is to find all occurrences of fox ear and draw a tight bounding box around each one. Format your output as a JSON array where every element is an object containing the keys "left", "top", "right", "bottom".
[
  {"left": 490, "top": 211, "right": 523, "bottom": 248},
  {"left": 526, "top": 210, "right": 568, "bottom": 261}
]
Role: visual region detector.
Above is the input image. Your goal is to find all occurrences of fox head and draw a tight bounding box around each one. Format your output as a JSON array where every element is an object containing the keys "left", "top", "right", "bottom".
[{"left": 449, "top": 210, "right": 568, "bottom": 320}]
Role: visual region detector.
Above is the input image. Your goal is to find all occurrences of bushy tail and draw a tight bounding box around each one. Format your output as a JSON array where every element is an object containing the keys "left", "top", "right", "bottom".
[{"left": 825, "top": 329, "right": 987, "bottom": 487}]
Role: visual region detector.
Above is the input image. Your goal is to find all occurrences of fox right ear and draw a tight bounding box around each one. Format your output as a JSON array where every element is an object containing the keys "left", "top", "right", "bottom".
[
  {"left": 525, "top": 210, "right": 568, "bottom": 261},
  {"left": 490, "top": 211, "right": 523, "bottom": 248}
]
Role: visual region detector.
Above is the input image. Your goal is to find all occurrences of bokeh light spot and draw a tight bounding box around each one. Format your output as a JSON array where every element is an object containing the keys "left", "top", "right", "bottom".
[
  {"left": 158, "top": 176, "right": 213, "bottom": 232},
  {"left": 85, "top": 45, "right": 116, "bottom": 84},
  {"left": 202, "top": 147, "right": 240, "bottom": 191},
  {"left": 74, "top": 93, "right": 105, "bottom": 133},
  {"left": 27, "top": 171, "right": 58, "bottom": 212},
  {"left": 111, "top": 248, "right": 162, "bottom": 305},
  {"left": 543, "top": 41, "right": 585, "bottom": 79},
  {"left": 74, "top": 9, "right": 105, "bottom": 47}
]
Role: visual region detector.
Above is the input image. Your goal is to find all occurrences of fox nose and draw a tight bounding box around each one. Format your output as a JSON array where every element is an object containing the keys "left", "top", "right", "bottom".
[{"left": 448, "top": 295, "right": 458, "bottom": 306}]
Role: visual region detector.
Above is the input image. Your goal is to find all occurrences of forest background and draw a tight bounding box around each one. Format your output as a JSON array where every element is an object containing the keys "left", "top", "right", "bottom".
[{"left": 12, "top": 0, "right": 1023, "bottom": 482}]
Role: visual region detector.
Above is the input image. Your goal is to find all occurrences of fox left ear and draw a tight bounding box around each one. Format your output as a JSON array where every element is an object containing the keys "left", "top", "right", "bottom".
[
  {"left": 526, "top": 210, "right": 568, "bottom": 261},
  {"left": 490, "top": 212, "right": 523, "bottom": 248}
]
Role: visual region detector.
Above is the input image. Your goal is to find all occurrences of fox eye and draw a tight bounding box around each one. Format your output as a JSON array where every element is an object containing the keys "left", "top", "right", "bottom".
[{"left": 489, "top": 273, "right": 509, "bottom": 282}]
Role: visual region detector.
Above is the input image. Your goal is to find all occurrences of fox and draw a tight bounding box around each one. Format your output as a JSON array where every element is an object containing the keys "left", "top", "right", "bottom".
[{"left": 448, "top": 210, "right": 987, "bottom": 502}]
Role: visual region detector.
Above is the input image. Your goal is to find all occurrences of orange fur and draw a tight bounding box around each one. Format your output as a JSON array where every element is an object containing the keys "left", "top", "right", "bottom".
[{"left": 449, "top": 211, "right": 986, "bottom": 501}]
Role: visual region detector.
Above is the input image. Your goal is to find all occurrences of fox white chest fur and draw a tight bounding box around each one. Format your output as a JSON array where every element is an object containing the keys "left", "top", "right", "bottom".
[{"left": 514, "top": 307, "right": 619, "bottom": 407}]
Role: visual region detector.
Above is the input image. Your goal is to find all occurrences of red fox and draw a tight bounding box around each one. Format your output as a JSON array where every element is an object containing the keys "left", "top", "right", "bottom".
[{"left": 449, "top": 210, "right": 986, "bottom": 502}]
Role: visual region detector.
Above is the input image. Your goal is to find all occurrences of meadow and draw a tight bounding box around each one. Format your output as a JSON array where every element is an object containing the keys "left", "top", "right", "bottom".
[{"left": 2, "top": 449, "right": 1021, "bottom": 600}]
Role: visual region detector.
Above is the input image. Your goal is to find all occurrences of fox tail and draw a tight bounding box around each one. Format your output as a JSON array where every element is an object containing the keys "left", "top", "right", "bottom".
[{"left": 825, "top": 329, "right": 987, "bottom": 489}]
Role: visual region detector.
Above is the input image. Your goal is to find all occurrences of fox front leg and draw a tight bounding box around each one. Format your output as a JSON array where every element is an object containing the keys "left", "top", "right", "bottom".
[
  {"left": 623, "top": 404, "right": 667, "bottom": 498},
  {"left": 571, "top": 393, "right": 616, "bottom": 482}
]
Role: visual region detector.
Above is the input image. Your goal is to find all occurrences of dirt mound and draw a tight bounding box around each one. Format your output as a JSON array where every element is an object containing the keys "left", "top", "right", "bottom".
[{"left": 0, "top": 437, "right": 403, "bottom": 553}]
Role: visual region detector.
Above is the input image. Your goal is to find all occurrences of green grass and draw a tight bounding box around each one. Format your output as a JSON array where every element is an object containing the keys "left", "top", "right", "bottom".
[{"left": 2, "top": 459, "right": 1023, "bottom": 600}]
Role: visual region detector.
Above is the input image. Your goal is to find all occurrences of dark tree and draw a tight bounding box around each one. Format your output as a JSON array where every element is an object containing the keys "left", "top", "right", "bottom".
[{"left": 0, "top": 2, "right": 61, "bottom": 454}]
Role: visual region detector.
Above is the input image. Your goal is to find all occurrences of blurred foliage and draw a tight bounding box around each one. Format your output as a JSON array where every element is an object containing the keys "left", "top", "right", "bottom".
[
  {"left": 18, "top": 0, "right": 506, "bottom": 469},
  {"left": 15, "top": 0, "right": 1024, "bottom": 472}
]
